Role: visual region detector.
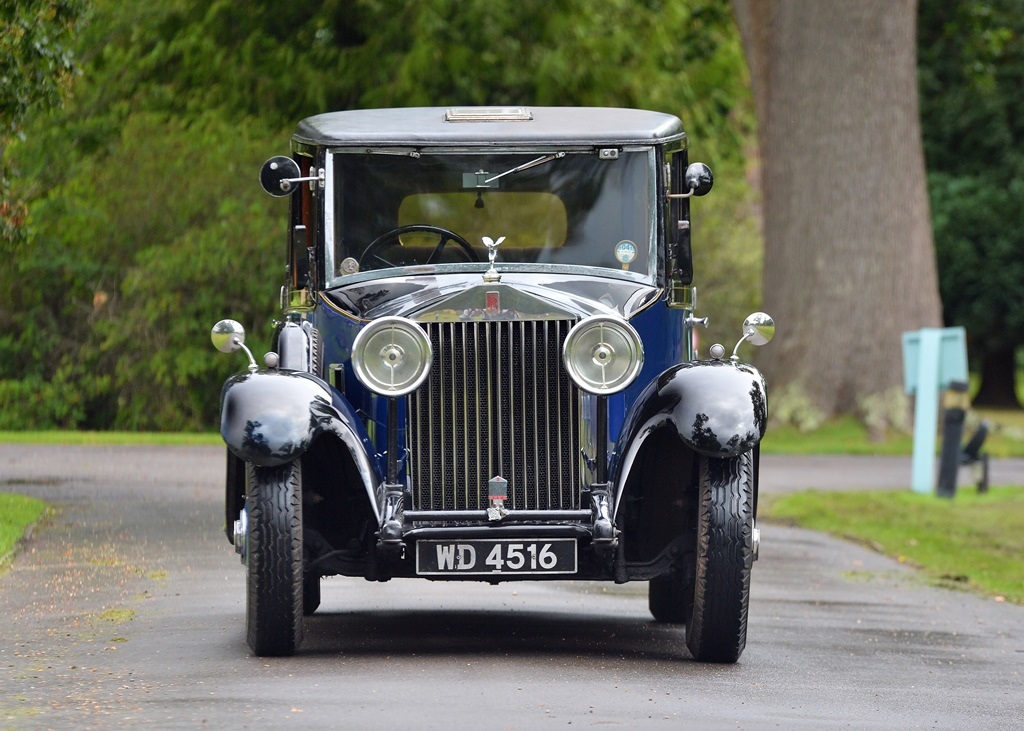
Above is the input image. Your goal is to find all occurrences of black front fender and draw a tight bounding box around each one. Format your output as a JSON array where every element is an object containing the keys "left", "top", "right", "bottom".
[
  {"left": 220, "top": 370, "right": 382, "bottom": 516},
  {"left": 612, "top": 359, "right": 767, "bottom": 491}
]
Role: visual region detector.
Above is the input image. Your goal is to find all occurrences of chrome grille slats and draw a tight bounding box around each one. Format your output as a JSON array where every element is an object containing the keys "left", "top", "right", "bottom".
[{"left": 408, "top": 319, "right": 580, "bottom": 513}]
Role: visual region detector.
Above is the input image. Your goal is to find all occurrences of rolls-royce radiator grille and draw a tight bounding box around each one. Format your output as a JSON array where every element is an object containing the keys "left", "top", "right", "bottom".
[{"left": 408, "top": 320, "right": 582, "bottom": 512}]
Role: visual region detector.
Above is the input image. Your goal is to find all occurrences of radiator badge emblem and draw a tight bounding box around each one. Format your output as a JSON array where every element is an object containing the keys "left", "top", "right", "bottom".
[
  {"left": 482, "top": 236, "right": 505, "bottom": 283},
  {"left": 485, "top": 291, "right": 500, "bottom": 315},
  {"left": 487, "top": 475, "right": 509, "bottom": 522}
]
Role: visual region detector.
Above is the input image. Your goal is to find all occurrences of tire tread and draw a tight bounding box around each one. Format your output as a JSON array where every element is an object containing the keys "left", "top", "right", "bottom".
[
  {"left": 246, "top": 461, "right": 303, "bottom": 656},
  {"left": 686, "top": 452, "right": 754, "bottom": 663}
]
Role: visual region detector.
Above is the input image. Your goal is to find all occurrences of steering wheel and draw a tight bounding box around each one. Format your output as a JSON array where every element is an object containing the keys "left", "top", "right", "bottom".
[{"left": 359, "top": 224, "right": 481, "bottom": 268}]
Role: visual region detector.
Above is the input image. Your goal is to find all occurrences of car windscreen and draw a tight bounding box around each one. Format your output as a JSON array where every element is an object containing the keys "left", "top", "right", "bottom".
[{"left": 329, "top": 149, "right": 653, "bottom": 282}]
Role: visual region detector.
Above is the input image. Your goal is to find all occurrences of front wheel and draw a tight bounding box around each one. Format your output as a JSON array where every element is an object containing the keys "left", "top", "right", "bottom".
[
  {"left": 649, "top": 573, "right": 689, "bottom": 624},
  {"left": 246, "top": 461, "right": 304, "bottom": 656},
  {"left": 685, "top": 451, "right": 755, "bottom": 663},
  {"left": 303, "top": 574, "right": 321, "bottom": 616}
]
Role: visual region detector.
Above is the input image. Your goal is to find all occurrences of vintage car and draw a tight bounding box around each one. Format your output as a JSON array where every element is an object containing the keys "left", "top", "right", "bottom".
[{"left": 211, "top": 106, "right": 773, "bottom": 662}]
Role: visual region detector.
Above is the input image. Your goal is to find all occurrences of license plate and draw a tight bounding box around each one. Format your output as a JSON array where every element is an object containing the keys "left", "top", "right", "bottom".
[{"left": 416, "top": 538, "right": 577, "bottom": 576}]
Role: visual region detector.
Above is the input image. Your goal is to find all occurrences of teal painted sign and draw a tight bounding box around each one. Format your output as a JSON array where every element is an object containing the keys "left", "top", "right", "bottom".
[{"left": 901, "top": 327, "right": 968, "bottom": 494}]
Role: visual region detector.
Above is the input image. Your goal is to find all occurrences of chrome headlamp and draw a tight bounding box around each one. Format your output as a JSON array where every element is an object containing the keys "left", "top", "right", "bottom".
[
  {"left": 562, "top": 315, "right": 644, "bottom": 395},
  {"left": 351, "top": 316, "right": 432, "bottom": 396}
]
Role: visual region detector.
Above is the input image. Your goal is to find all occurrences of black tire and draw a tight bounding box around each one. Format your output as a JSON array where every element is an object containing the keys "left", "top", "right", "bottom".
[
  {"left": 246, "top": 461, "right": 304, "bottom": 656},
  {"left": 649, "top": 573, "right": 689, "bottom": 624},
  {"left": 303, "top": 574, "right": 321, "bottom": 616},
  {"left": 685, "top": 452, "right": 754, "bottom": 663}
]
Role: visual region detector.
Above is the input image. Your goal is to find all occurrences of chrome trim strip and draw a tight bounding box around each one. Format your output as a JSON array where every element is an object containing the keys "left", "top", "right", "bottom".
[
  {"left": 535, "top": 321, "right": 542, "bottom": 508},
  {"left": 326, "top": 262, "right": 654, "bottom": 291},
  {"left": 645, "top": 147, "right": 658, "bottom": 281},
  {"left": 319, "top": 277, "right": 665, "bottom": 323},
  {"left": 556, "top": 319, "right": 563, "bottom": 498},
  {"left": 439, "top": 322, "right": 448, "bottom": 507},
  {"left": 540, "top": 319, "right": 548, "bottom": 507},
  {"left": 406, "top": 510, "right": 590, "bottom": 523},
  {"left": 496, "top": 321, "right": 505, "bottom": 495},
  {"left": 324, "top": 151, "right": 336, "bottom": 283},
  {"left": 317, "top": 291, "right": 367, "bottom": 322},
  {"left": 475, "top": 322, "right": 484, "bottom": 506},
  {"left": 323, "top": 147, "right": 659, "bottom": 290},
  {"left": 483, "top": 319, "right": 491, "bottom": 483}
]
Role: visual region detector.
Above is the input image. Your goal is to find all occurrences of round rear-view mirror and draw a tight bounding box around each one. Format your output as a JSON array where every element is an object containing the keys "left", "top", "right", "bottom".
[
  {"left": 684, "top": 162, "right": 714, "bottom": 197},
  {"left": 259, "top": 156, "right": 301, "bottom": 197},
  {"left": 211, "top": 319, "right": 246, "bottom": 353},
  {"left": 742, "top": 312, "right": 775, "bottom": 347}
]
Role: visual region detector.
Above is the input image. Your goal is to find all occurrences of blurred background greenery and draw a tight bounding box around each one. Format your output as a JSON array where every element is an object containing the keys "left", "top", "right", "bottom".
[{"left": 1, "top": 0, "right": 1021, "bottom": 433}]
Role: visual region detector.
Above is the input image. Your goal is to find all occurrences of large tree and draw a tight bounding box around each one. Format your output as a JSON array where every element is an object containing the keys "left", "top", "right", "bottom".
[{"left": 733, "top": 0, "right": 943, "bottom": 431}]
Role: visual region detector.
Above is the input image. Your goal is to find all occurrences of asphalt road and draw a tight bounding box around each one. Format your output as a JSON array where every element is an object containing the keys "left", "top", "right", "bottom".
[{"left": 1, "top": 445, "right": 1022, "bottom": 730}]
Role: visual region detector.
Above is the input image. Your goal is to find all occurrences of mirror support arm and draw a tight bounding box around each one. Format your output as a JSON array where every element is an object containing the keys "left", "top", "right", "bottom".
[
  {"left": 731, "top": 331, "right": 755, "bottom": 360},
  {"left": 278, "top": 168, "right": 325, "bottom": 193}
]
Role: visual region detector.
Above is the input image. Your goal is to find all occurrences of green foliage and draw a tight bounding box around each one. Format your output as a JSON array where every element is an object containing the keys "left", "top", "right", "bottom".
[
  {"left": 2, "top": 0, "right": 758, "bottom": 430},
  {"left": 929, "top": 173, "right": 1024, "bottom": 353},
  {"left": 0, "top": 0, "right": 83, "bottom": 245},
  {"left": 919, "top": 0, "right": 1024, "bottom": 400},
  {"left": 764, "top": 487, "right": 1024, "bottom": 604},
  {"left": 345, "top": 0, "right": 753, "bottom": 168},
  {"left": 0, "top": 0, "right": 80, "bottom": 126},
  {"left": 3, "top": 112, "right": 284, "bottom": 429},
  {"left": 73, "top": 0, "right": 354, "bottom": 127}
]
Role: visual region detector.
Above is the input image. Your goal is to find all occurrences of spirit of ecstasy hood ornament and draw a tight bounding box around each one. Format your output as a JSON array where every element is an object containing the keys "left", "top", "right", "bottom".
[{"left": 481, "top": 236, "right": 506, "bottom": 283}]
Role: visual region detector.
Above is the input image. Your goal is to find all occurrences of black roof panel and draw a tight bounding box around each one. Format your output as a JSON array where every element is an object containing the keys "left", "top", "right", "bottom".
[{"left": 293, "top": 107, "right": 686, "bottom": 148}]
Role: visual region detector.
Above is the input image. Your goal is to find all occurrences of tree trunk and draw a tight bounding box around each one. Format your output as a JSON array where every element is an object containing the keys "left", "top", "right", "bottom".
[
  {"left": 733, "top": 0, "right": 943, "bottom": 423},
  {"left": 973, "top": 347, "right": 1022, "bottom": 409}
]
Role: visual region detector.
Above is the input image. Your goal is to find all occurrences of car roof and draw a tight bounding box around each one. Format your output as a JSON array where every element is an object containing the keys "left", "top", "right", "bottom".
[{"left": 293, "top": 106, "right": 687, "bottom": 148}]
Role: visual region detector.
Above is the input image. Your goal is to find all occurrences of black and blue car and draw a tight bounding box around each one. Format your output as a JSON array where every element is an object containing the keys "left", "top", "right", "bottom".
[{"left": 212, "top": 106, "right": 773, "bottom": 661}]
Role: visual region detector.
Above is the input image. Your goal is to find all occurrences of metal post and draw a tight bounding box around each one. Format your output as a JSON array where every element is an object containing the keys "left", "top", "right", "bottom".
[
  {"left": 962, "top": 420, "right": 990, "bottom": 494},
  {"left": 386, "top": 397, "right": 398, "bottom": 485},
  {"left": 590, "top": 396, "right": 615, "bottom": 548},
  {"left": 936, "top": 381, "right": 969, "bottom": 498},
  {"left": 596, "top": 396, "right": 608, "bottom": 484},
  {"left": 379, "top": 396, "right": 405, "bottom": 546}
]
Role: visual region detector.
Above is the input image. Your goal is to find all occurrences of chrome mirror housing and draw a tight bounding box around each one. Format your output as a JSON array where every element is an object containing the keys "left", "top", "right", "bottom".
[
  {"left": 211, "top": 319, "right": 258, "bottom": 371},
  {"left": 742, "top": 312, "right": 775, "bottom": 347},
  {"left": 211, "top": 319, "right": 246, "bottom": 353},
  {"left": 730, "top": 312, "right": 775, "bottom": 359}
]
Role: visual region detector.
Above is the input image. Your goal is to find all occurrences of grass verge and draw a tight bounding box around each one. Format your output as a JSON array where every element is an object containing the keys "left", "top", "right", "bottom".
[
  {"left": 761, "top": 408, "right": 1024, "bottom": 457},
  {"left": 0, "top": 493, "right": 48, "bottom": 568},
  {"left": 762, "top": 486, "right": 1024, "bottom": 604},
  {"left": 0, "top": 431, "right": 221, "bottom": 446},
  {"left": 762, "top": 416, "right": 913, "bottom": 455}
]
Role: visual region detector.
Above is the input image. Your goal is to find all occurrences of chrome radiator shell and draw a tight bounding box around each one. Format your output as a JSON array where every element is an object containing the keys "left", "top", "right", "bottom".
[{"left": 408, "top": 320, "right": 582, "bottom": 513}]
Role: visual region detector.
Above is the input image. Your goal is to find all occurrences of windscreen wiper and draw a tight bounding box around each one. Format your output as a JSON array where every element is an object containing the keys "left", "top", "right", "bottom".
[{"left": 482, "top": 152, "right": 566, "bottom": 185}]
